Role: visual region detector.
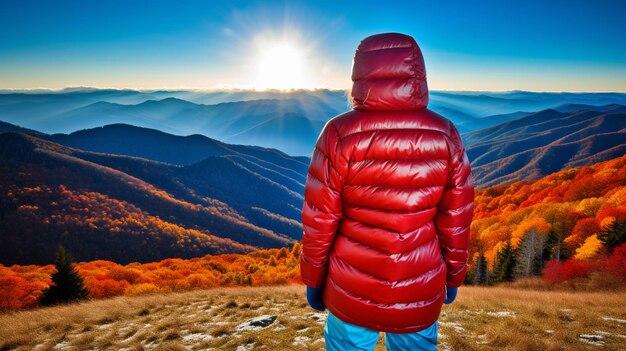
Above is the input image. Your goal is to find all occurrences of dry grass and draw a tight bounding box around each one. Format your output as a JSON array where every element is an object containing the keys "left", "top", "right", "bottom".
[
  {"left": 501, "top": 274, "right": 626, "bottom": 292},
  {"left": 0, "top": 285, "right": 625, "bottom": 350}
]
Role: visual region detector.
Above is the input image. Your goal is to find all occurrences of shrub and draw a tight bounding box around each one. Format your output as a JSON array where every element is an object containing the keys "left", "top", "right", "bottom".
[
  {"left": 542, "top": 258, "right": 595, "bottom": 284},
  {"left": 607, "top": 243, "right": 626, "bottom": 280}
]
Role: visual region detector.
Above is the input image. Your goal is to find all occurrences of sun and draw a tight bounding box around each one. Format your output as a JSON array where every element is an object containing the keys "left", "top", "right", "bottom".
[{"left": 254, "top": 42, "right": 312, "bottom": 90}]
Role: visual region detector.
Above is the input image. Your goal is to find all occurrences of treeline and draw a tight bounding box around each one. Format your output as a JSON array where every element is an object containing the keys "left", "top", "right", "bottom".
[
  {"left": 0, "top": 243, "right": 303, "bottom": 311},
  {"left": 466, "top": 154, "right": 626, "bottom": 286},
  {"left": 467, "top": 221, "right": 626, "bottom": 285}
]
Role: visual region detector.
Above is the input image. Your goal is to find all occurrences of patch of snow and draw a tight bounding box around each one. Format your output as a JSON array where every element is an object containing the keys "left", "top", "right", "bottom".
[
  {"left": 307, "top": 312, "right": 327, "bottom": 324},
  {"left": 118, "top": 323, "right": 136, "bottom": 334},
  {"left": 236, "top": 341, "right": 255, "bottom": 351},
  {"left": 297, "top": 327, "right": 310, "bottom": 333},
  {"left": 121, "top": 335, "right": 136, "bottom": 343},
  {"left": 486, "top": 311, "right": 516, "bottom": 318},
  {"left": 235, "top": 315, "right": 277, "bottom": 331},
  {"left": 143, "top": 340, "right": 158, "bottom": 349},
  {"left": 293, "top": 336, "right": 310, "bottom": 347},
  {"left": 54, "top": 341, "right": 72, "bottom": 350},
  {"left": 97, "top": 322, "right": 113, "bottom": 330},
  {"left": 273, "top": 325, "right": 287, "bottom": 332},
  {"left": 313, "top": 338, "right": 325, "bottom": 345},
  {"left": 545, "top": 330, "right": 555, "bottom": 334},
  {"left": 602, "top": 316, "right": 626, "bottom": 324},
  {"left": 594, "top": 330, "right": 612, "bottom": 336},
  {"left": 182, "top": 333, "right": 213, "bottom": 342},
  {"left": 560, "top": 308, "right": 573, "bottom": 313},
  {"left": 475, "top": 334, "right": 488, "bottom": 345},
  {"left": 578, "top": 334, "right": 605, "bottom": 346}
]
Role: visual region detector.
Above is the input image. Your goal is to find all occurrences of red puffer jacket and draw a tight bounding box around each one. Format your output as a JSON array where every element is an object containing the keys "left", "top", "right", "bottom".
[{"left": 300, "top": 33, "right": 474, "bottom": 333}]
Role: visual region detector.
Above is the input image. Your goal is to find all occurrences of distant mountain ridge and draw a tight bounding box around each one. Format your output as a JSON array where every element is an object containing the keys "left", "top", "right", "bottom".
[
  {"left": 464, "top": 106, "right": 626, "bottom": 187},
  {"left": 0, "top": 124, "right": 312, "bottom": 265},
  {"left": 2, "top": 98, "right": 626, "bottom": 264},
  {"left": 3, "top": 88, "right": 626, "bottom": 155}
]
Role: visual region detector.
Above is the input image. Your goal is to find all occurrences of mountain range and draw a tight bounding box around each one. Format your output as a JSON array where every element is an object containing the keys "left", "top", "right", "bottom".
[
  {"left": 0, "top": 125, "right": 310, "bottom": 265},
  {"left": 465, "top": 105, "right": 626, "bottom": 187},
  {"left": 1, "top": 88, "right": 626, "bottom": 265},
  {"left": 2, "top": 89, "right": 626, "bottom": 155}
]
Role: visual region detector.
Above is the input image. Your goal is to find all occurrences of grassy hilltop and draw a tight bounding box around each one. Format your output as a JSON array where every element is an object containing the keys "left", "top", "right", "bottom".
[{"left": 1, "top": 285, "right": 625, "bottom": 351}]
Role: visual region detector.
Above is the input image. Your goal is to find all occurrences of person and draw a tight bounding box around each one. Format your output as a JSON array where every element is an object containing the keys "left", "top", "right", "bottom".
[{"left": 299, "top": 32, "right": 474, "bottom": 350}]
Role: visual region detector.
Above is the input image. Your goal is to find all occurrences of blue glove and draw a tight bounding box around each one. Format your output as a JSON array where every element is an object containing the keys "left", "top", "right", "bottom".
[
  {"left": 306, "top": 285, "right": 326, "bottom": 311},
  {"left": 444, "top": 287, "right": 458, "bottom": 304}
]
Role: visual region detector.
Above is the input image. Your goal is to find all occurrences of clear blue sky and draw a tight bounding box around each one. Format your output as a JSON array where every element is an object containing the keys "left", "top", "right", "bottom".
[{"left": 1, "top": 0, "right": 625, "bottom": 91}]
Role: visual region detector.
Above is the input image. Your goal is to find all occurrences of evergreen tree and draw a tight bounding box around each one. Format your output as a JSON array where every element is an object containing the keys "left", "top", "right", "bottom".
[
  {"left": 475, "top": 251, "right": 489, "bottom": 286},
  {"left": 493, "top": 241, "right": 516, "bottom": 283},
  {"left": 542, "top": 228, "right": 559, "bottom": 261},
  {"left": 39, "top": 246, "right": 89, "bottom": 306},
  {"left": 463, "top": 267, "right": 476, "bottom": 286},
  {"left": 599, "top": 218, "right": 626, "bottom": 253}
]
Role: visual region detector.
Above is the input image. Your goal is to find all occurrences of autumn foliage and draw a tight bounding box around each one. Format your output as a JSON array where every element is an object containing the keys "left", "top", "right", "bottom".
[
  {"left": 2, "top": 153, "right": 626, "bottom": 311},
  {"left": 0, "top": 243, "right": 303, "bottom": 311},
  {"left": 541, "top": 259, "right": 596, "bottom": 284},
  {"left": 469, "top": 153, "right": 626, "bottom": 283}
]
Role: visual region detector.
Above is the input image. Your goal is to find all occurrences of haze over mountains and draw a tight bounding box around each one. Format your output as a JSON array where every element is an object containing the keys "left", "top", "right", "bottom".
[
  {"left": 1, "top": 88, "right": 626, "bottom": 265},
  {"left": 2, "top": 88, "right": 626, "bottom": 155}
]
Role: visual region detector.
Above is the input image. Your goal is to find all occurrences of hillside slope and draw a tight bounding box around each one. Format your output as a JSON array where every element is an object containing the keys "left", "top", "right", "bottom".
[
  {"left": 0, "top": 133, "right": 295, "bottom": 265},
  {"left": 470, "top": 152, "right": 626, "bottom": 271},
  {"left": 464, "top": 107, "right": 626, "bottom": 187},
  {"left": 47, "top": 123, "right": 310, "bottom": 183}
]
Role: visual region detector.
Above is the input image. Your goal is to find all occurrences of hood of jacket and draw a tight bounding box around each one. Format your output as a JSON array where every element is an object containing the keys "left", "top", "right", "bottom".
[{"left": 350, "top": 32, "right": 429, "bottom": 111}]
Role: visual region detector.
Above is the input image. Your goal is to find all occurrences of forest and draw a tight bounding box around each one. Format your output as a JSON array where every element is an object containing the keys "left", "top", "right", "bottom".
[
  {"left": 1, "top": 154, "right": 625, "bottom": 311},
  {"left": 466, "top": 153, "right": 626, "bottom": 286},
  {"left": 0, "top": 244, "right": 303, "bottom": 310}
]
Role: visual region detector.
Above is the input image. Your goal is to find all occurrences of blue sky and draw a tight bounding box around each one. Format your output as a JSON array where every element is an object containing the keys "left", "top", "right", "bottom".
[{"left": 1, "top": 0, "right": 625, "bottom": 91}]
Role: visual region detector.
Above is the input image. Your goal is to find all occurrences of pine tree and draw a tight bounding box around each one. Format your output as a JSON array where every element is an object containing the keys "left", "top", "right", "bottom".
[
  {"left": 475, "top": 252, "right": 489, "bottom": 285},
  {"left": 493, "top": 241, "right": 516, "bottom": 283},
  {"left": 39, "top": 246, "right": 89, "bottom": 306},
  {"left": 599, "top": 218, "right": 626, "bottom": 253},
  {"left": 542, "top": 228, "right": 559, "bottom": 261}
]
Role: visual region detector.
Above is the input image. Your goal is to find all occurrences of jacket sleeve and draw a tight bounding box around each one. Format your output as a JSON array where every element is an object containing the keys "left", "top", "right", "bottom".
[
  {"left": 300, "top": 121, "right": 345, "bottom": 288},
  {"left": 434, "top": 123, "right": 475, "bottom": 289}
]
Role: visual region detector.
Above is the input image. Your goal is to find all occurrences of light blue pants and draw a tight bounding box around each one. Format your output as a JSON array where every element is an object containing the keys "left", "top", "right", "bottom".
[{"left": 324, "top": 312, "right": 438, "bottom": 351}]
